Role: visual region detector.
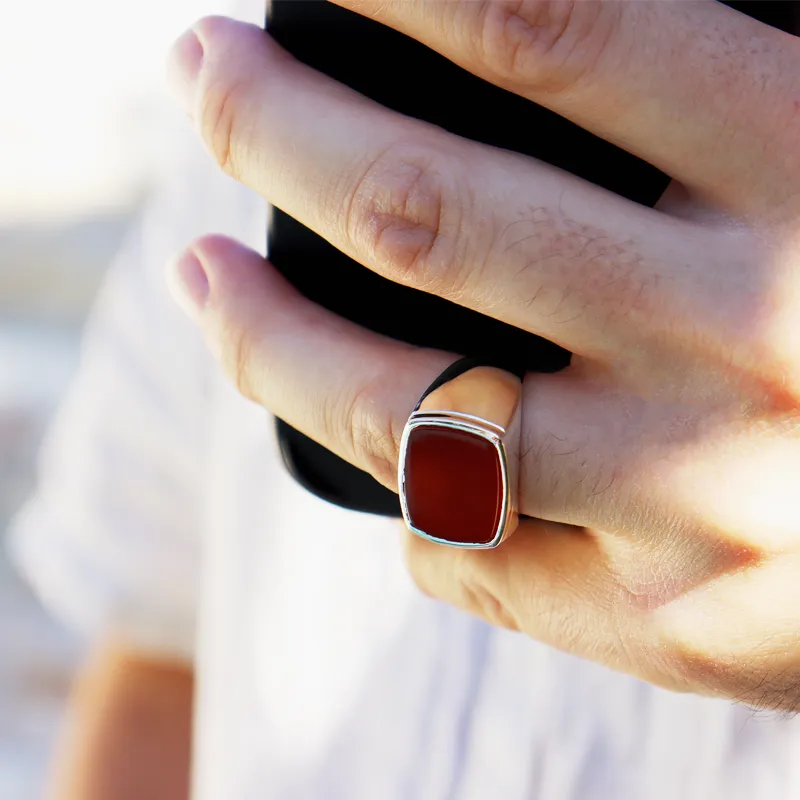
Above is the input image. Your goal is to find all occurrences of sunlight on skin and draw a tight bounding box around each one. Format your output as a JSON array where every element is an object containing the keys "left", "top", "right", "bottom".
[
  {"left": 760, "top": 232, "right": 800, "bottom": 397},
  {"left": 654, "top": 553, "right": 800, "bottom": 665},
  {"left": 667, "top": 431, "right": 800, "bottom": 552},
  {"left": 417, "top": 367, "right": 521, "bottom": 429}
]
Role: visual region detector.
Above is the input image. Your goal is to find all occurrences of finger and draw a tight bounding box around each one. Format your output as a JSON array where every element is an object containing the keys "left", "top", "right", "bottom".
[
  {"left": 407, "top": 365, "right": 523, "bottom": 548},
  {"left": 333, "top": 0, "right": 800, "bottom": 216},
  {"left": 169, "top": 234, "right": 756, "bottom": 611},
  {"left": 168, "top": 231, "right": 638, "bottom": 527},
  {"left": 168, "top": 16, "right": 705, "bottom": 359},
  {"left": 167, "top": 230, "right": 749, "bottom": 588},
  {"left": 403, "top": 518, "right": 691, "bottom": 692},
  {"left": 166, "top": 233, "right": 712, "bottom": 559},
  {"left": 416, "top": 365, "right": 521, "bottom": 429},
  {"left": 167, "top": 234, "right": 629, "bottom": 529},
  {"left": 168, "top": 237, "right": 653, "bottom": 680},
  {"left": 167, "top": 233, "right": 453, "bottom": 490}
]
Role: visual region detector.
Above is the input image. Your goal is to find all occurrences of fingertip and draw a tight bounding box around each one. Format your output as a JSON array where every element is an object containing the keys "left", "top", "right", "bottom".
[
  {"left": 166, "top": 26, "right": 204, "bottom": 117},
  {"left": 167, "top": 247, "right": 209, "bottom": 320},
  {"left": 167, "top": 234, "right": 266, "bottom": 320},
  {"left": 190, "top": 234, "right": 268, "bottom": 297},
  {"left": 167, "top": 15, "right": 266, "bottom": 116}
]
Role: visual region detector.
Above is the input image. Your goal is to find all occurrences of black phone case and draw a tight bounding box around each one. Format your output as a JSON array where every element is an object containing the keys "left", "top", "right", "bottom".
[{"left": 266, "top": 0, "right": 795, "bottom": 517}]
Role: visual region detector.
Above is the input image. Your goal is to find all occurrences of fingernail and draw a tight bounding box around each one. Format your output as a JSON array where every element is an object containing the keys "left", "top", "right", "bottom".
[
  {"left": 168, "top": 249, "right": 209, "bottom": 319},
  {"left": 167, "top": 27, "right": 204, "bottom": 117}
]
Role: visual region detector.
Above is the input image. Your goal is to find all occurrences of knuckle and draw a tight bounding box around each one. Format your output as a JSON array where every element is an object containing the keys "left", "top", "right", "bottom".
[
  {"left": 455, "top": 553, "right": 521, "bottom": 631},
  {"left": 402, "top": 537, "right": 520, "bottom": 631},
  {"left": 501, "top": 208, "right": 657, "bottom": 331},
  {"left": 716, "top": 273, "right": 800, "bottom": 407},
  {"left": 473, "top": 0, "right": 616, "bottom": 93},
  {"left": 756, "top": 333, "right": 800, "bottom": 410},
  {"left": 688, "top": 232, "right": 800, "bottom": 407},
  {"left": 519, "top": 418, "right": 593, "bottom": 520},
  {"left": 343, "top": 141, "right": 473, "bottom": 298},
  {"left": 327, "top": 376, "right": 402, "bottom": 490},
  {"left": 460, "top": 579, "right": 521, "bottom": 631}
]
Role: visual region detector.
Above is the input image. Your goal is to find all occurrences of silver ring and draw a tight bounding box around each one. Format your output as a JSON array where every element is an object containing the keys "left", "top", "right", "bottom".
[{"left": 398, "top": 361, "right": 522, "bottom": 549}]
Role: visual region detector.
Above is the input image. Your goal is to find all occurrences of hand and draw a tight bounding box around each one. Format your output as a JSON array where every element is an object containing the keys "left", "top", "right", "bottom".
[{"left": 167, "top": 1, "right": 800, "bottom": 710}]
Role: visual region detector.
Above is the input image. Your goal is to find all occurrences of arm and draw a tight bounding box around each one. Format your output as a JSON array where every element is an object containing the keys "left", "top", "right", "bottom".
[
  {"left": 8, "top": 88, "right": 264, "bottom": 796},
  {"left": 47, "top": 638, "right": 193, "bottom": 800}
]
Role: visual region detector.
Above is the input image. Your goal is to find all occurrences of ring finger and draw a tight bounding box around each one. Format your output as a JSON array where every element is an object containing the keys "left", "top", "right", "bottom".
[{"left": 169, "top": 234, "right": 707, "bottom": 562}]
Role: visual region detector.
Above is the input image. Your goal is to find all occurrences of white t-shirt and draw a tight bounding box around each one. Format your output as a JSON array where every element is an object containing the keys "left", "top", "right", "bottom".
[{"left": 9, "top": 2, "right": 800, "bottom": 797}]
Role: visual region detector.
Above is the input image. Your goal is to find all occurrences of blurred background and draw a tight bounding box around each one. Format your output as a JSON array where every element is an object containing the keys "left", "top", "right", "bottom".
[{"left": 0, "top": 1, "right": 221, "bottom": 795}]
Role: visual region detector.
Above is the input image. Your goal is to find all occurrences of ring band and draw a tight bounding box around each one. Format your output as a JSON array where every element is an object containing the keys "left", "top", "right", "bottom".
[{"left": 398, "top": 358, "right": 522, "bottom": 549}]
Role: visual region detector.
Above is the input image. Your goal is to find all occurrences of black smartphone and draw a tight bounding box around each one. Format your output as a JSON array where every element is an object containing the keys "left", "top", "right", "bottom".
[{"left": 265, "top": 0, "right": 794, "bottom": 517}]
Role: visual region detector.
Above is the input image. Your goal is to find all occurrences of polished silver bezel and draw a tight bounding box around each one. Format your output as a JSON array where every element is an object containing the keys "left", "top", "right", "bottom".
[{"left": 398, "top": 410, "right": 518, "bottom": 549}]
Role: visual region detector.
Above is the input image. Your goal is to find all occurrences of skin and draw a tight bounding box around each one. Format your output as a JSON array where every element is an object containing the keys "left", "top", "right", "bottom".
[
  {"left": 166, "top": 0, "right": 800, "bottom": 711},
  {"left": 48, "top": 638, "right": 193, "bottom": 800},
  {"left": 417, "top": 366, "right": 522, "bottom": 428}
]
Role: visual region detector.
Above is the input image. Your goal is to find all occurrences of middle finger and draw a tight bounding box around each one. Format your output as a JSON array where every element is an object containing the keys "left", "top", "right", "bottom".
[
  {"left": 334, "top": 0, "right": 800, "bottom": 216},
  {"left": 172, "top": 16, "right": 712, "bottom": 359}
]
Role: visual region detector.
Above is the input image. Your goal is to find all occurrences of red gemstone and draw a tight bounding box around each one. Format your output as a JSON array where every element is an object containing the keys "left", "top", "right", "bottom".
[{"left": 403, "top": 425, "right": 504, "bottom": 545}]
